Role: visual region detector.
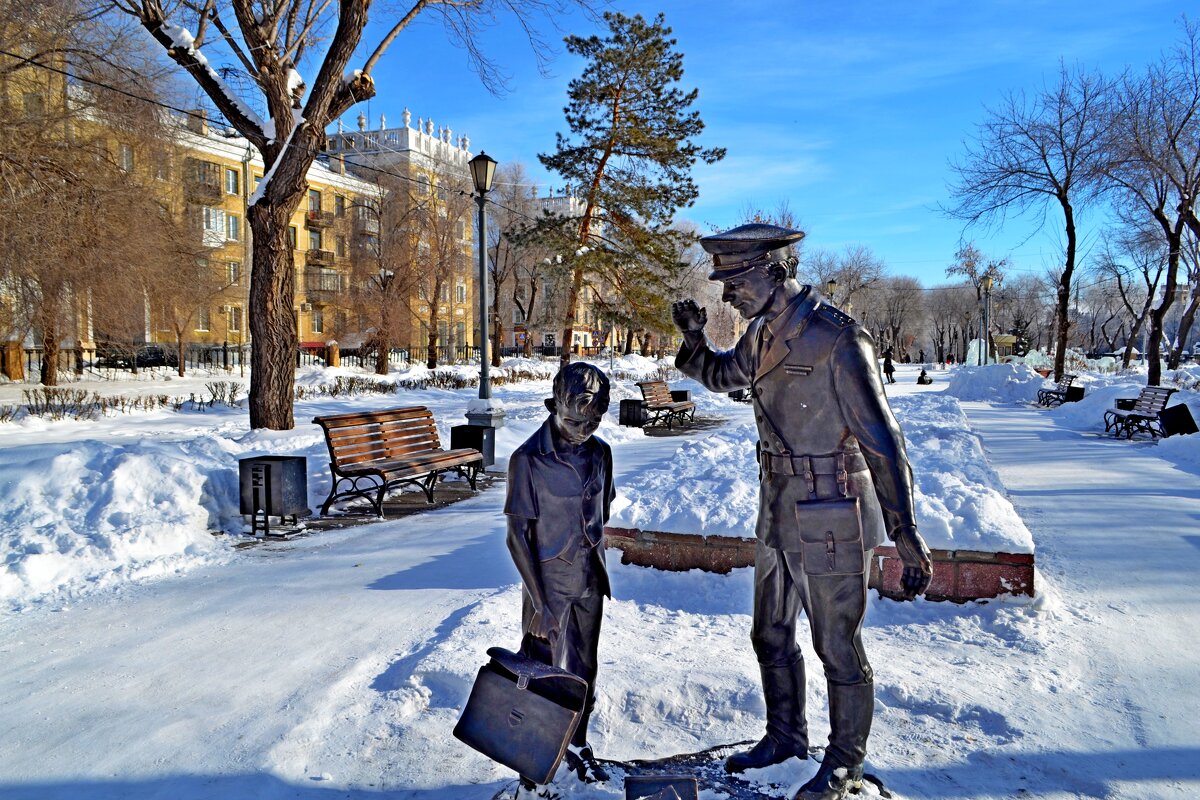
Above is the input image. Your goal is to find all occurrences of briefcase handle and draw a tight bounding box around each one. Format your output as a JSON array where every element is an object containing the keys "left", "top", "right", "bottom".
[{"left": 486, "top": 647, "right": 589, "bottom": 691}]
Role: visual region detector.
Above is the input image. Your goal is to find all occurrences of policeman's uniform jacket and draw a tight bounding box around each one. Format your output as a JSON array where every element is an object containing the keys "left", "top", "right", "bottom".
[{"left": 676, "top": 286, "right": 918, "bottom": 552}]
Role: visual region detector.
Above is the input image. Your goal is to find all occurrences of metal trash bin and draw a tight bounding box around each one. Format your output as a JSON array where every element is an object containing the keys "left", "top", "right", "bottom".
[
  {"left": 451, "top": 424, "right": 496, "bottom": 467},
  {"left": 238, "top": 456, "right": 309, "bottom": 536},
  {"left": 1160, "top": 403, "right": 1198, "bottom": 437},
  {"left": 619, "top": 399, "right": 647, "bottom": 427}
]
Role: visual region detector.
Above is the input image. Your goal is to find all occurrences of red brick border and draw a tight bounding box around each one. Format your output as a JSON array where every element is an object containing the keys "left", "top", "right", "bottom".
[{"left": 604, "top": 527, "right": 1035, "bottom": 602}]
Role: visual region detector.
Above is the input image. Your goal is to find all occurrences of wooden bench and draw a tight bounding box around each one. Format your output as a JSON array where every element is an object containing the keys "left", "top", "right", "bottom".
[
  {"left": 636, "top": 380, "right": 696, "bottom": 430},
  {"left": 1037, "top": 373, "right": 1078, "bottom": 406},
  {"left": 313, "top": 406, "right": 483, "bottom": 515},
  {"left": 1103, "top": 386, "right": 1177, "bottom": 439}
]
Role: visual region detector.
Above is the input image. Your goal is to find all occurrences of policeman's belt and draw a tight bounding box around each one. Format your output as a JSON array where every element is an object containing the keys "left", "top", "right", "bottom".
[{"left": 758, "top": 451, "right": 868, "bottom": 497}]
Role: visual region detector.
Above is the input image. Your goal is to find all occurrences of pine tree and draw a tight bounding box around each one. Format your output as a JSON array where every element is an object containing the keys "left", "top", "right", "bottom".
[{"left": 538, "top": 12, "right": 725, "bottom": 362}]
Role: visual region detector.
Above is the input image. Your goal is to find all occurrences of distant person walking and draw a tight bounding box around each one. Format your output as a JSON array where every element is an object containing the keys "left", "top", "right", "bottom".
[
  {"left": 882, "top": 349, "right": 896, "bottom": 384},
  {"left": 918, "top": 349, "right": 926, "bottom": 364}
]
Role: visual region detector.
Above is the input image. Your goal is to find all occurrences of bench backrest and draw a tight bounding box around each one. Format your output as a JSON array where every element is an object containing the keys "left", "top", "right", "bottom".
[
  {"left": 313, "top": 406, "right": 443, "bottom": 468},
  {"left": 1133, "top": 386, "right": 1176, "bottom": 415},
  {"left": 1057, "top": 374, "right": 1077, "bottom": 391},
  {"left": 637, "top": 380, "right": 674, "bottom": 406}
]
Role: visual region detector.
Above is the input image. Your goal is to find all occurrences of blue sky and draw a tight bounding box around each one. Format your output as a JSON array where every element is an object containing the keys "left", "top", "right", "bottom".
[{"left": 339, "top": 0, "right": 1192, "bottom": 285}]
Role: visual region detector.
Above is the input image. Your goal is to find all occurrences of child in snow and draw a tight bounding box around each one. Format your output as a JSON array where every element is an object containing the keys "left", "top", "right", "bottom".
[{"left": 505, "top": 362, "right": 615, "bottom": 797}]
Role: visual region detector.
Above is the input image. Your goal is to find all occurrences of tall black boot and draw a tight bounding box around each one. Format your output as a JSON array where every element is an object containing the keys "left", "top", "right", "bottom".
[
  {"left": 795, "top": 682, "right": 872, "bottom": 800},
  {"left": 726, "top": 660, "right": 809, "bottom": 773}
]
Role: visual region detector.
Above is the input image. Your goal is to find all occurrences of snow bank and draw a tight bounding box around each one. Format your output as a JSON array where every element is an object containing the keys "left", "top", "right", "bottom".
[
  {"left": 610, "top": 392, "right": 1034, "bottom": 554},
  {"left": 0, "top": 436, "right": 241, "bottom": 607},
  {"left": 945, "top": 362, "right": 1044, "bottom": 403}
]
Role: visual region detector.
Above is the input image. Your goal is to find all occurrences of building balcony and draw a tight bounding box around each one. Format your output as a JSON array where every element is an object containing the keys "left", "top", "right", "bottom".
[
  {"left": 302, "top": 270, "right": 344, "bottom": 306},
  {"left": 184, "top": 159, "right": 223, "bottom": 204},
  {"left": 305, "top": 210, "right": 335, "bottom": 229},
  {"left": 353, "top": 214, "right": 380, "bottom": 235},
  {"left": 305, "top": 249, "right": 335, "bottom": 267}
]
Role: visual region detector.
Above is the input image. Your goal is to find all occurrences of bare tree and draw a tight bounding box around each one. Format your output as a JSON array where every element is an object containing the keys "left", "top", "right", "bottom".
[
  {"left": 414, "top": 164, "right": 472, "bottom": 367},
  {"left": 948, "top": 64, "right": 1109, "bottom": 380},
  {"left": 109, "top": 0, "right": 594, "bottom": 428},
  {"left": 1102, "top": 23, "right": 1200, "bottom": 383},
  {"left": 1095, "top": 230, "right": 1164, "bottom": 367}
]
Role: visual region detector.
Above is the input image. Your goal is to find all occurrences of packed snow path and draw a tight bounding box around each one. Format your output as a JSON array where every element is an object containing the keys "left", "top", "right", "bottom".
[
  {"left": 0, "top": 367, "right": 1198, "bottom": 799},
  {"left": 956, "top": 401, "right": 1200, "bottom": 799}
]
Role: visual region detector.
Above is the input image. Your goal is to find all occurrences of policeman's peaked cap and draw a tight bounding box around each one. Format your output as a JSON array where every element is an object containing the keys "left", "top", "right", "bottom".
[{"left": 700, "top": 223, "right": 806, "bottom": 281}]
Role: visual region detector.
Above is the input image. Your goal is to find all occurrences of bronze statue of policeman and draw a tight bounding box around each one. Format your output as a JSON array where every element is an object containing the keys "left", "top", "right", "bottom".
[{"left": 671, "top": 223, "right": 933, "bottom": 800}]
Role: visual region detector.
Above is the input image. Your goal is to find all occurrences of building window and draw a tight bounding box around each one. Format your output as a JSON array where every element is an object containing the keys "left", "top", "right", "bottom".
[
  {"left": 288, "top": 226, "right": 297, "bottom": 249},
  {"left": 441, "top": 284, "right": 450, "bottom": 302},
  {"left": 456, "top": 322, "right": 466, "bottom": 347},
  {"left": 153, "top": 154, "right": 170, "bottom": 181},
  {"left": 226, "top": 213, "right": 240, "bottom": 241},
  {"left": 229, "top": 306, "right": 242, "bottom": 333},
  {"left": 418, "top": 175, "right": 430, "bottom": 195},
  {"left": 196, "top": 306, "right": 211, "bottom": 331},
  {"left": 312, "top": 309, "right": 324, "bottom": 335},
  {"left": 117, "top": 143, "right": 134, "bottom": 172},
  {"left": 437, "top": 183, "right": 448, "bottom": 203},
  {"left": 225, "top": 168, "right": 239, "bottom": 195},
  {"left": 308, "top": 229, "right": 322, "bottom": 251},
  {"left": 335, "top": 235, "right": 347, "bottom": 258},
  {"left": 513, "top": 308, "right": 524, "bottom": 324},
  {"left": 456, "top": 282, "right": 466, "bottom": 304},
  {"left": 456, "top": 221, "right": 465, "bottom": 240},
  {"left": 308, "top": 189, "right": 321, "bottom": 212},
  {"left": 253, "top": 173, "right": 263, "bottom": 189},
  {"left": 227, "top": 261, "right": 241, "bottom": 285},
  {"left": 334, "top": 195, "right": 346, "bottom": 217}
]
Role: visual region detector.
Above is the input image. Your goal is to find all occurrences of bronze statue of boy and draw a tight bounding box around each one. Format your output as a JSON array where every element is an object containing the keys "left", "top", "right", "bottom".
[
  {"left": 505, "top": 362, "right": 615, "bottom": 797},
  {"left": 671, "top": 223, "right": 933, "bottom": 800}
]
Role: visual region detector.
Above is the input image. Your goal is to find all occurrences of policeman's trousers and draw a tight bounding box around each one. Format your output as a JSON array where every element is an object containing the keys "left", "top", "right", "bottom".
[{"left": 750, "top": 539, "right": 874, "bottom": 767}]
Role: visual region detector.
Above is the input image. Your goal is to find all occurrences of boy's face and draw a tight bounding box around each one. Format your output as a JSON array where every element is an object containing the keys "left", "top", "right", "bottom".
[{"left": 552, "top": 391, "right": 607, "bottom": 445}]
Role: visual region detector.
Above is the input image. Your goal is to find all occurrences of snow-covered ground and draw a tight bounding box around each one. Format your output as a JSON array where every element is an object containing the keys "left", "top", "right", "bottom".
[{"left": 0, "top": 360, "right": 1198, "bottom": 799}]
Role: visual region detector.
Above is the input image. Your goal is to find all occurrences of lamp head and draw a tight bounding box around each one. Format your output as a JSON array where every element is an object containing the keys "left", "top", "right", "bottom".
[{"left": 468, "top": 151, "right": 498, "bottom": 195}]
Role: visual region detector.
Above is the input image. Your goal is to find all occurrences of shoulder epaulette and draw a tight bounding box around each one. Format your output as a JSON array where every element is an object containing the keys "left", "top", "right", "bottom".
[{"left": 816, "top": 302, "right": 856, "bottom": 328}]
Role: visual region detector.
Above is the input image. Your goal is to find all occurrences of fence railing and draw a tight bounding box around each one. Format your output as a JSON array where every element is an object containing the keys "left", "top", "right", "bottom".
[{"left": 8, "top": 340, "right": 640, "bottom": 383}]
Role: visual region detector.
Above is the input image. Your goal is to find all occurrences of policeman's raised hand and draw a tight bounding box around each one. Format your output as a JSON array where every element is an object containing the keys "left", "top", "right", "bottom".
[
  {"left": 893, "top": 525, "right": 933, "bottom": 600},
  {"left": 671, "top": 299, "right": 707, "bottom": 333}
]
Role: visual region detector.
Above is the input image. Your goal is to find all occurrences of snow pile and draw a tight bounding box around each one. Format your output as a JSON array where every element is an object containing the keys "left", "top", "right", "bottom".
[
  {"left": 0, "top": 436, "right": 241, "bottom": 606},
  {"left": 610, "top": 392, "right": 1034, "bottom": 553},
  {"left": 945, "top": 362, "right": 1044, "bottom": 403}
]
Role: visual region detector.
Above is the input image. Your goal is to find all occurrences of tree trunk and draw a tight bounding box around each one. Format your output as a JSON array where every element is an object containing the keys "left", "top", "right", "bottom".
[
  {"left": 623, "top": 329, "right": 633, "bottom": 355},
  {"left": 247, "top": 199, "right": 300, "bottom": 430},
  {"left": 176, "top": 332, "right": 186, "bottom": 378},
  {"left": 559, "top": 270, "right": 583, "bottom": 366},
  {"left": 1168, "top": 290, "right": 1198, "bottom": 369},
  {"left": 427, "top": 279, "right": 443, "bottom": 368},
  {"left": 376, "top": 301, "right": 389, "bottom": 375},
  {"left": 491, "top": 286, "right": 503, "bottom": 369},
  {"left": 1051, "top": 200, "right": 1077, "bottom": 383},
  {"left": 39, "top": 320, "right": 59, "bottom": 387}
]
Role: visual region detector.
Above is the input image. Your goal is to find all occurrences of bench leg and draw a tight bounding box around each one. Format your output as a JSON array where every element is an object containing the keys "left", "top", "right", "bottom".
[
  {"left": 466, "top": 463, "right": 480, "bottom": 491},
  {"left": 421, "top": 471, "right": 438, "bottom": 503},
  {"left": 372, "top": 482, "right": 387, "bottom": 516}
]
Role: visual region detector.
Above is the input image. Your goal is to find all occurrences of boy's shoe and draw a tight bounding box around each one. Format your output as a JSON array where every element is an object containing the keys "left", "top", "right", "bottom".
[
  {"left": 564, "top": 744, "right": 610, "bottom": 782},
  {"left": 514, "top": 778, "right": 560, "bottom": 800}
]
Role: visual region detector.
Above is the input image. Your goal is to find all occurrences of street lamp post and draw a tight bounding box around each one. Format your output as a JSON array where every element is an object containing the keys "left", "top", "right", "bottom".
[
  {"left": 375, "top": 267, "right": 394, "bottom": 375},
  {"left": 826, "top": 278, "right": 838, "bottom": 306},
  {"left": 981, "top": 274, "right": 994, "bottom": 365},
  {"left": 466, "top": 150, "right": 505, "bottom": 430}
]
